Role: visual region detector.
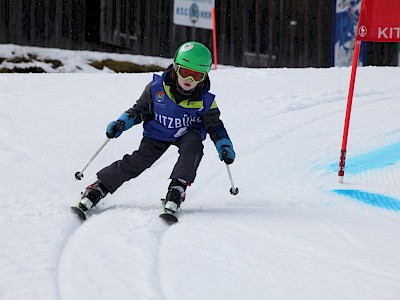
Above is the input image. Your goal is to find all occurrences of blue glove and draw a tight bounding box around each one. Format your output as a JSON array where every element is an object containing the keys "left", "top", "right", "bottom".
[
  {"left": 215, "top": 138, "right": 235, "bottom": 164},
  {"left": 106, "top": 112, "right": 136, "bottom": 138}
]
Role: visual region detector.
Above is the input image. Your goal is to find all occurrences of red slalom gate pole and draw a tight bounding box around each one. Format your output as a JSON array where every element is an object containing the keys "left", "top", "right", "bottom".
[
  {"left": 338, "top": 40, "right": 361, "bottom": 183},
  {"left": 211, "top": 7, "right": 218, "bottom": 70}
]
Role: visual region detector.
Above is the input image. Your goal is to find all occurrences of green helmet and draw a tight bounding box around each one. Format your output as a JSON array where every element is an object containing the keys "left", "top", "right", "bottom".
[{"left": 174, "top": 41, "right": 212, "bottom": 73}]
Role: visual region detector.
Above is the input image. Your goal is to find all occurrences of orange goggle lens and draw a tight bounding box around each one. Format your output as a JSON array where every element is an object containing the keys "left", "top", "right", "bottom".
[{"left": 176, "top": 66, "right": 206, "bottom": 82}]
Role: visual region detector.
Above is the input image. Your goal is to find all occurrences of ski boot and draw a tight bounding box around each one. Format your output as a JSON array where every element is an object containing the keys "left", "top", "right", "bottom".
[
  {"left": 71, "top": 179, "right": 108, "bottom": 220},
  {"left": 160, "top": 178, "right": 187, "bottom": 223}
]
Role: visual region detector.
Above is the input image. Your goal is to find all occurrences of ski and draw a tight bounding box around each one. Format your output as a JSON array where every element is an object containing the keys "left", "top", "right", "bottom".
[
  {"left": 159, "top": 210, "right": 178, "bottom": 223},
  {"left": 159, "top": 199, "right": 179, "bottom": 223},
  {"left": 71, "top": 199, "right": 180, "bottom": 223},
  {"left": 71, "top": 203, "right": 88, "bottom": 221}
]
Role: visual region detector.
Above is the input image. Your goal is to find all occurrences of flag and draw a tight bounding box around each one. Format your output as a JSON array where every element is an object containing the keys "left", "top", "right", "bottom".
[{"left": 357, "top": 0, "right": 400, "bottom": 42}]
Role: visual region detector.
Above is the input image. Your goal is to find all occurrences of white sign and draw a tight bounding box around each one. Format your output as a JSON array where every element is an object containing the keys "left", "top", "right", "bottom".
[{"left": 173, "top": 0, "right": 215, "bottom": 30}]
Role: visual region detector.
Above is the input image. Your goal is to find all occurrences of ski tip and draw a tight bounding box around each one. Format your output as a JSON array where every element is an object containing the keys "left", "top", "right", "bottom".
[
  {"left": 71, "top": 206, "right": 87, "bottom": 221},
  {"left": 159, "top": 213, "right": 178, "bottom": 223}
]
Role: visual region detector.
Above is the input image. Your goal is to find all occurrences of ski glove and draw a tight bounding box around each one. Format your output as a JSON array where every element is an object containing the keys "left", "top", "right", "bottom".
[
  {"left": 106, "top": 112, "right": 136, "bottom": 138},
  {"left": 216, "top": 138, "right": 235, "bottom": 164}
]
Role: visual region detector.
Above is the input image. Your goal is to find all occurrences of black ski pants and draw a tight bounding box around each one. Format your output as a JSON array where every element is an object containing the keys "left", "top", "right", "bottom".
[{"left": 97, "top": 130, "right": 204, "bottom": 193}]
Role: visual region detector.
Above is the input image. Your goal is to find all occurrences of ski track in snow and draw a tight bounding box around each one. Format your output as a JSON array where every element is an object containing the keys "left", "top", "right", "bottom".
[
  {"left": 56, "top": 215, "right": 82, "bottom": 300},
  {"left": 57, "top": 206, "right": 170, "bottom": 300}
]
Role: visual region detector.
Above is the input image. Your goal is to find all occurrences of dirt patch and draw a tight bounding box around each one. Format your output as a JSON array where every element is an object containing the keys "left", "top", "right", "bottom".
[
  {"left": 0, "top": 66, "right": 46, "bottom": 73},
  {"left": 43, "top": 59, "right": 63, "bottom": 68},
  {"left": 7, "top": 56, "right": 32, "bottom": 64},
  {"left": 90, "top": 59, "right": 164, "bottom": 73}
]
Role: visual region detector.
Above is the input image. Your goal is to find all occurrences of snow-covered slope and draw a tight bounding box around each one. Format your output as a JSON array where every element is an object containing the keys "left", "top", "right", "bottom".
[{"left": 1, "top": 46, "right": 400, "bottom": 299}]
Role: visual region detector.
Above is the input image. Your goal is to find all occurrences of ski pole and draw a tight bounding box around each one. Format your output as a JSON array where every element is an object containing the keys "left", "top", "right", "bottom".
[
  {"left": 75, "top": 122, "right": 125, "bottom": 180},
  {"left": 225, "top": 164, "right": 239, "bottom": 195},
  {"left": 75, "top": 138, "right": 111, "bottom": 180}
]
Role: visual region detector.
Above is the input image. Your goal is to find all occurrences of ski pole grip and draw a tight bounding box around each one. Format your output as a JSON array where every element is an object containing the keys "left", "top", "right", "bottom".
[{"left": 115, "top": 120, "right": 125, "bottom": 132}]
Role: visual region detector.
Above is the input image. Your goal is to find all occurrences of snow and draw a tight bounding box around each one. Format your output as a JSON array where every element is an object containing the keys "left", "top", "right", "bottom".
[{"left": 1, "top": 45, "right": 400, "bottom": 300}]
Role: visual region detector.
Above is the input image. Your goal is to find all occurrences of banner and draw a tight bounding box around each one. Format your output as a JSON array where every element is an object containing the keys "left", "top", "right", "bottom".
[
  {"left": 173, "top": 0, "right": 215, "bottom": 30},
  {"left": 334, "top": 0, "right": 364, "bottom": 66},
  {"left": 357, "top": 0, "right": 400, "bottom": 41}
]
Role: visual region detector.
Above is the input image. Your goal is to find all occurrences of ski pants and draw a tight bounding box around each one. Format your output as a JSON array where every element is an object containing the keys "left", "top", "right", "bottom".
[{"left": 97, "top": 130, "right": 204, "bottom": 193}]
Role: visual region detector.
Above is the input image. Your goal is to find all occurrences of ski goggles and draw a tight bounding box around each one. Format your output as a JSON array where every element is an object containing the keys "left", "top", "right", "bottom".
[{"left": 175, "top": 65, "right": 207, "bottom": 83}]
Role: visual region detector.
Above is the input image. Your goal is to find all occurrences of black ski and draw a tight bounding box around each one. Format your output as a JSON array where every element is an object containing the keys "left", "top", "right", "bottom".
[
  {"left": 159, "top": 211, "right": 178, "bottom": 223},
  {"left": 71, "top": 200, "right": 179, "bottom": 223},
  {"left": 159, "top": 198, "right": 179, "bottom": 223},
  {"left": 159, "top": 202, "right": 179, "bottom": 223},
  {"left": 71, "top": 205, "right": 87, "bottom": 221}
]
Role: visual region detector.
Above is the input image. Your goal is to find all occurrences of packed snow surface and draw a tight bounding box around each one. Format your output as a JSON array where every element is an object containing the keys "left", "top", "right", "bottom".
[{"left": 1, "top": 45, "right": 400, "bottom": 300}]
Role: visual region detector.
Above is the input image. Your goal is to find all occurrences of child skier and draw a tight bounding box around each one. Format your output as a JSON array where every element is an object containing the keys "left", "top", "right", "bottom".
[{"left": 73, "top": 41, "right": 235, "bottom": 220}]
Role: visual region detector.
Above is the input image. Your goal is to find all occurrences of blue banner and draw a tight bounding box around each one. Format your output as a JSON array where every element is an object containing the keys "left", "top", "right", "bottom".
[{"left": 334, "top": 0, "right": 365, "bottom": 66}]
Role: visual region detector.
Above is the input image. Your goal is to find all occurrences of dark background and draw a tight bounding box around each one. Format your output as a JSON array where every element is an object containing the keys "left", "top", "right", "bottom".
[{"left": 0, "top": 0, "right": 398, "bottom": 67}]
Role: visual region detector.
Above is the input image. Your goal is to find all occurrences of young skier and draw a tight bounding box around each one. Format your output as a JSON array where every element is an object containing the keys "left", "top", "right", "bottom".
[{"left": 73, "top": 41, "right": 235, "bottom": 220}]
